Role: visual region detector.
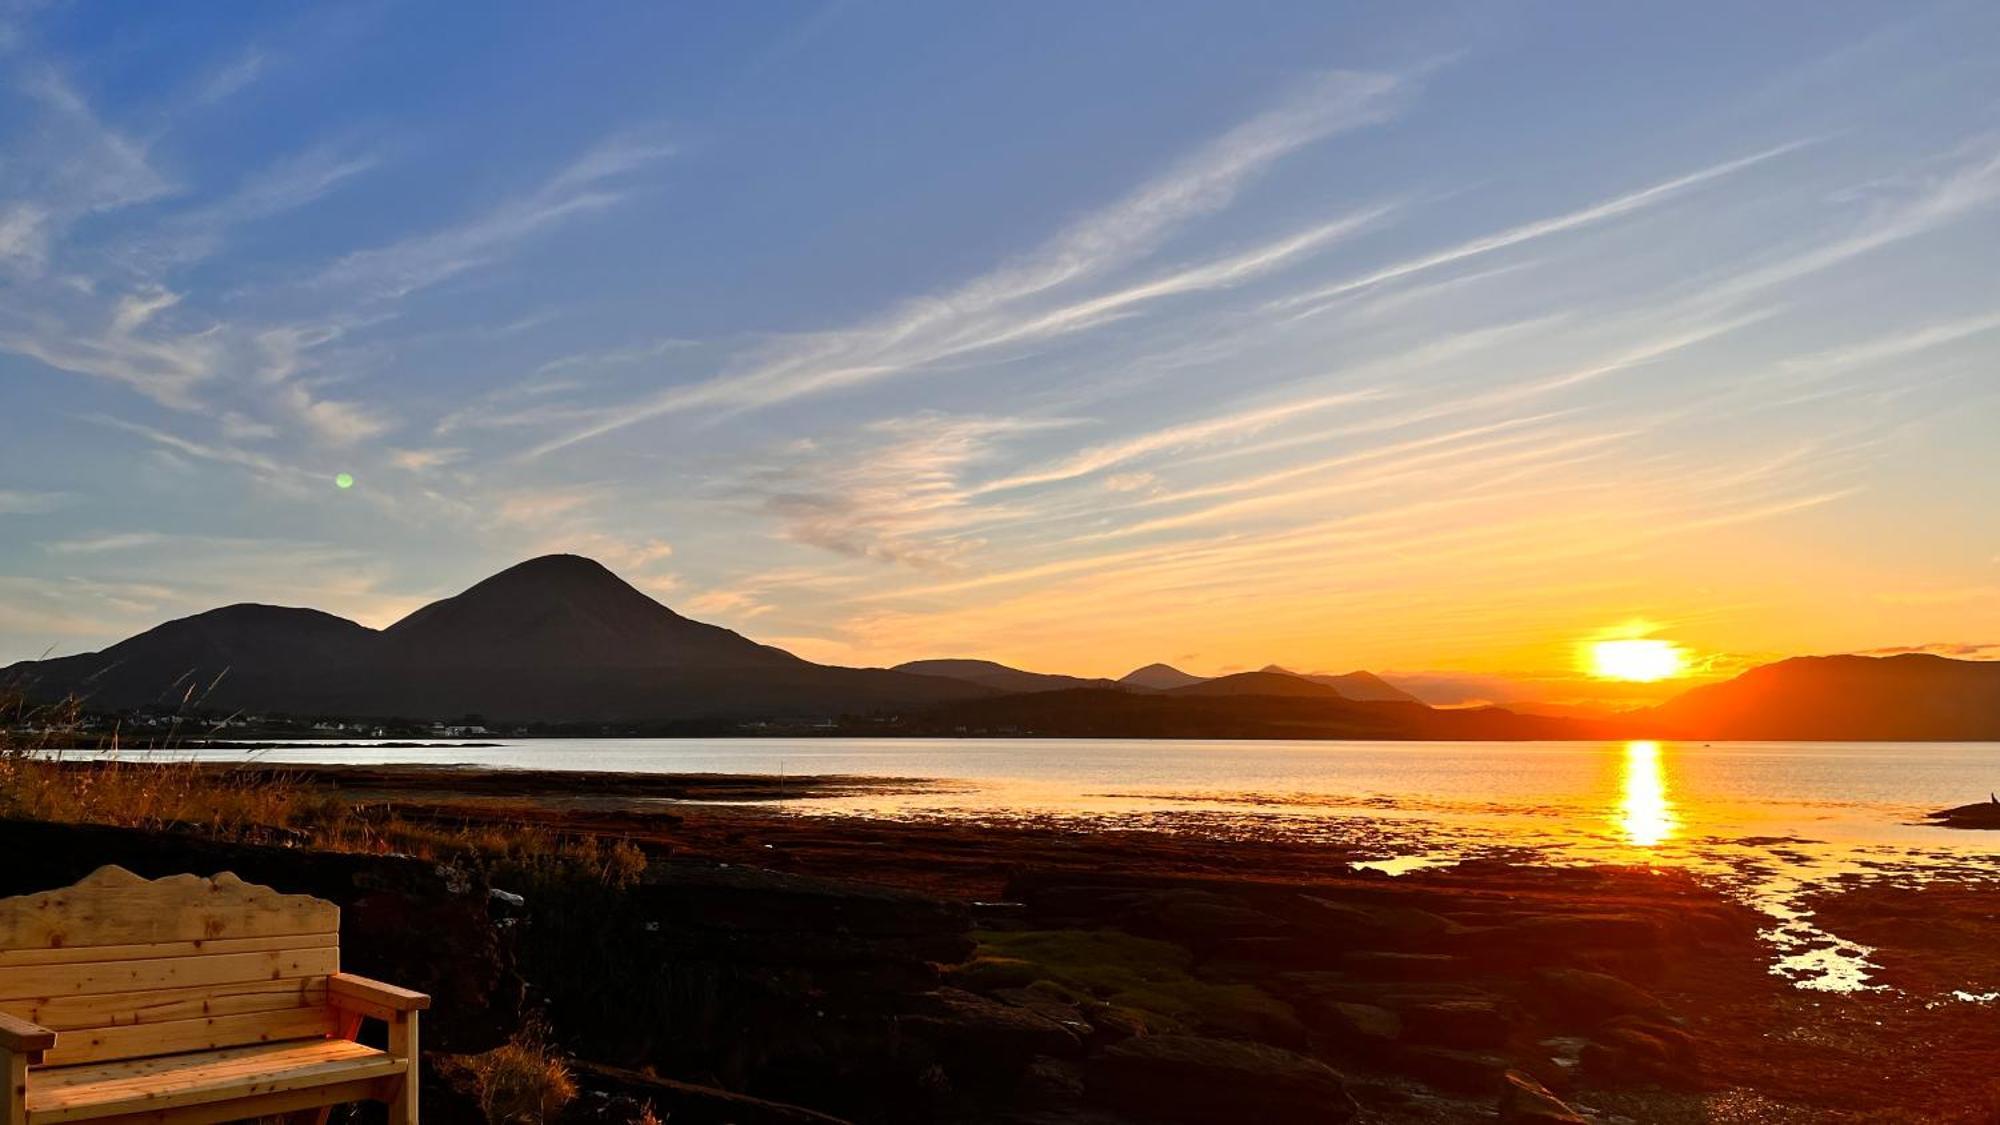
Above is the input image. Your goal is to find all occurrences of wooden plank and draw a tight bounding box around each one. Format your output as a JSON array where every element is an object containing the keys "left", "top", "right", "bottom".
[
  {"left": 27, "top": 1041, "right": 392, "bottom": 1110},
  {"left": 0, "top": 1018, "right": 53, "bottom": 1055},
  {"left": 0, "top": 936, "right": 336, "bottom": 970},
  {"left": 5, "top": 1047, "right": 25, "bottom": 1125},
  {"left": 0, "top": 869, "right": 337, "bottom": 951},
  {"left": 29, "top": 1042, "right": 381, "bottom": 1099},
  {"left": 384, "top": 1012, "right": 416, "bottom": 1125},
  {"left": 31, "top": 1076, "right": 390, "bottom": 1125},
  {"left": 326, "top": 977, "right": 428, "bottom": 1016},
  {"left": 5, "top": 981, "right": 325, "bottom": 1032},
  {"left": 38, "top": 1009, "right": 333, "bottom": 1069},
  {"left": 0, "top": 950, "right": 337, "bottom": 1003}
]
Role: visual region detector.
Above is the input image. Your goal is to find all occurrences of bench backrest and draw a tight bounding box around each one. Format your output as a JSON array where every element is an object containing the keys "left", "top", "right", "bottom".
[{"left": 0, "top": 866, "right": 340, "bottom": 1067}]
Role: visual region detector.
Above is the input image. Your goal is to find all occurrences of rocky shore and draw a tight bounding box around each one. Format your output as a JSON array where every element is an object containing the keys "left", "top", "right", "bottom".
[
  {"left": 2, "top": 766, "right": 1996, "bottom": 1123},
  {"left": 1927, "top": 797, "right": 2000, "bottom": 830}
]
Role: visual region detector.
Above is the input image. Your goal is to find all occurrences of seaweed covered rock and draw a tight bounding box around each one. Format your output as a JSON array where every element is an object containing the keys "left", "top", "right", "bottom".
[{"left": 1088, "top": 1035, "right": 1358, "bottom": 1123}]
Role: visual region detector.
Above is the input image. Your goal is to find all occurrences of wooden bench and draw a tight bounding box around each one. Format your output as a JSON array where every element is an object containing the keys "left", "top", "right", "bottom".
[{"left": 0, "top": 866, "right": 429, "bottom": 1125}]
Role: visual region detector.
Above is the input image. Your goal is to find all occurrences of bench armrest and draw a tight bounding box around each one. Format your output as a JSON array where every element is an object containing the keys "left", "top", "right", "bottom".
[
  {"left": 0, "top": 1011, "right": 56, "bottom": 1055},
  {"left": 329, "top": 973, "right": 431, "bottom": 1015}
]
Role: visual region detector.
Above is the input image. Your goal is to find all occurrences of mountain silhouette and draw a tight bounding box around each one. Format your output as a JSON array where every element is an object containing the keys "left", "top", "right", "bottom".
[
  {"left": 4, "top": 555, "right": 987, "bottom": 722},
  {"left": 1644, "top": 653, "right": 2000, "bottom": 740},
  {"left": 891, "top": 659, "right": 1122, "bottom": 694},
  {"left": 4, "top": 604, "right": 376, "bottom": 712},
  {"left": 888, "top": 685, "right": 1578, "bottom": 740},
  {"left": 1118, "top": 663, "right": 1208, "bottom": 690},
  {"left": 1259, "top": 665, "right": 1422, "bottom": 704},
  {"left": 1166, "top": 670, "right": 1344, "bottom": 698},
  {"left": 382, "top": 555, "right": 796, "bottom": 670}
]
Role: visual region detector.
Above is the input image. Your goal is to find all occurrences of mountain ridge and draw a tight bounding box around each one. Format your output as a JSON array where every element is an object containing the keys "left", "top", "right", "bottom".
[
  {"left": 3, "top": 555, "right": 987, "bottom": 722},
  {"left": 890, "top": 659, "right": 1121, "bottom": 694},
  {"left": 8, "top": 555, "right": 1997, "bottom": 738}
]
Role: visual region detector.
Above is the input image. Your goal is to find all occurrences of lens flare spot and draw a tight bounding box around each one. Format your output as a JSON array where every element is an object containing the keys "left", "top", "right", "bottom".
[{"left": 334, "top": 472, "right": 355, "bottom": 490}]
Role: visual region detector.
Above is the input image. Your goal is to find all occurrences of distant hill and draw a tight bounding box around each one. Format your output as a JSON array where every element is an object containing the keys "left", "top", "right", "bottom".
[
  {"left": 15, "top": 558, "right": 1995, "bottom": 739},
  {"left": 381, "top": 555, "right": 797, "bottom": 670},
  {"left": 2, "top": 604, "right": 377, "bottom": 712},
  {"left": 1118, "top": 663, "right": 1209, "bottom": 690},
  {"left": 880, "top": 687, "right": 1580, "bottom": 741},
  {"left": 4, "top": 555, "right": 990, "bottom": 723},
  {"left": 1167, "top": 670, "right": 1343, "bottom": 698},
  {"left": 1260, "top": 665, "right": 1423, "bottom": 704},
  {"left": 1643, "top": 653, "right": 2000, "bottom": 740},
  {"left": 892, "top": 659, "right": 1123, "bottom": 694}
]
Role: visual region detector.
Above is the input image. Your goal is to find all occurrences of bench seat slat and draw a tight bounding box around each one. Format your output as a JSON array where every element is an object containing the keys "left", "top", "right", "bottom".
[
  {"left": 39, "top": 1008, "right": 336, "bottom": 1069},
  {"left": 47, "top": 1076, "right": 391, "bottom": 1125},
  {"left": 0, "top": 949, "right": 338, "bottom": 1002},
  {"left": 27, "top": 1041, "right": 401, "bottom": 1124},
  {"left": 6, "top": 981, "right": 327, "bottom": 1031}
]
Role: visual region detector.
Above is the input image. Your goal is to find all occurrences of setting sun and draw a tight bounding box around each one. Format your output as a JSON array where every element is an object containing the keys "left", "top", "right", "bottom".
[{"left": 1588, "top": 638, "right": 1688, "bottom": 682}]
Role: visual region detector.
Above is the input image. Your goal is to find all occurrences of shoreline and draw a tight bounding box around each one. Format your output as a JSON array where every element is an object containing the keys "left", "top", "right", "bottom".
[{"left": 7, "top": 759, "right": 1998, "bottom": 1120}]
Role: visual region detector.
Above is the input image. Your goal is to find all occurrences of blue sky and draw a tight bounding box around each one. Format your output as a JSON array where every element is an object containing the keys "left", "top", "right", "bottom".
[{"left": 3, "top": 2, "right": 1998, "bottom": 702}]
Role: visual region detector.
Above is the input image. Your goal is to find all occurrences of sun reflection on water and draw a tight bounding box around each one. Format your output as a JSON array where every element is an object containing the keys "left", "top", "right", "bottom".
[{"left": 1617, "top": 739, "right": 1676, "bottom": 847}]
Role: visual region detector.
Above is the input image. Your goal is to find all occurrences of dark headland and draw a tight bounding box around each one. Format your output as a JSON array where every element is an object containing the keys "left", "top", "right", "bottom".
[{"left": 8, "top": 553, "right": 2000, "bottom": 741}]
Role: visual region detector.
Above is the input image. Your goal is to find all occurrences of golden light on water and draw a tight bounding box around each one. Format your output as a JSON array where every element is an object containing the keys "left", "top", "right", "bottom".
[
  {"left": 1588, "top": 637, "right": 1687, "bottom": 682},
  {"left": 1616, "top": 739, "right": 1676, "bottom": 847}
]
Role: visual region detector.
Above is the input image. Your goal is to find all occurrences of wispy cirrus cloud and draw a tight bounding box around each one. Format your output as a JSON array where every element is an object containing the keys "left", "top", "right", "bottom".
[
  {"left": 529, "top": 70, "right": 1413, "bottom": 455},
  {"left": 309, "top": 137, "right": 674, "bottom": 301},
  {"left": 41, "top": 532, "right": 170, "bottom": 554},
  {"left": 1272, "top": 140, "right": 1813, "bottom": 319},
  {"left": 0, "top": 490, "right": 67, "bottom": 516},
  {"left": 732, "top": 414, "right": 1076, "bottom": 569}
]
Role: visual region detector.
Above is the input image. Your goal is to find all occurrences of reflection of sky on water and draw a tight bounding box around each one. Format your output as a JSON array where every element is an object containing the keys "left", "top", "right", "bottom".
[{"left": 67, "top": 736, "right": 1999, "bottom": 992}]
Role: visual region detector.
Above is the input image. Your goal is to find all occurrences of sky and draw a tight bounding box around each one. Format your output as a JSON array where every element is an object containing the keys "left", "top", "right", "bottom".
[{"left": 2, "top": 2, "right": 1998, "bottom": 706}]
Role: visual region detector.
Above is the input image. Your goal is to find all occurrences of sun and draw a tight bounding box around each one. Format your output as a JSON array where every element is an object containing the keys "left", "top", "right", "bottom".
[{"left": 1588, "top": 638, "right": 1687, "bottom": 682}]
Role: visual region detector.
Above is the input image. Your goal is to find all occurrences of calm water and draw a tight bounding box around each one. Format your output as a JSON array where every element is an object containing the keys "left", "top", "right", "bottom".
[{"left": 87, "top": 737, "right": 1998, "bottom": 989}]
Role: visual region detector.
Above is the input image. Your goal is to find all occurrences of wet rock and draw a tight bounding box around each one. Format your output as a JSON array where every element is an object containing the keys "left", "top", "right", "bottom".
[
  {"left": 1207, "top": 935, "right": 1336, "bottom": 971},
  {"left": 632, "top": 860, "right": 974, "bottom": 964},
  {"left": 569, "top": 1061, "right": 854, "bottom": 1125},
  {"left": 1342, "top": 951, "right": 1471, "bottom": 980},
  {"left": 1296, "top": 895, "right": 1464, "bottom": 948},
  {"left": 1579, "top": 1016, "right": 1701, "bottom": 1088},
  {"left": 1084, "top": 1003, "right": 1157, "bottom": 1042},
  {"left": 1394, "top": 1046, "right": 1510, "bottom": 1096},
  {"left": 900, "top": 987, "right": 1085, "bottom": 1073},
  {"left": 1399, "top": 999, "right": 1514, "bottom": 1050},
  {"left": 1928, "top": 799, "right": 2000, "bottom": 829},
  {"left": 991, "top": 985, "right": 1097, "bottom": 1042},
  {"left": 1497, "top": 912, "right": 1669, "bottom": 950},
  {"left": 1497, "top": 1069, "right": 1586, "bottom": 1124},
  {"left": 1306, "top": 1001, "right": 1402, "bottom": 1056},
  {"left": 1533, "top": 967, "right": 1665, "bottom": 1027},
  {"left": 1144, "top": 890, "right": 1293, "bottom": 947},
  {"left": 1089, "top": 1035, "right": 1358, "bottom": 1124},
  {"left": 1017, "top": 1056, "right": 1085, "bottom": 1109}
]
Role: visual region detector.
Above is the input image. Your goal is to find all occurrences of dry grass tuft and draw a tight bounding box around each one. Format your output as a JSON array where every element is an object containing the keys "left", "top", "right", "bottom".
[{"left": 464, "top": 1023, "right": 578, "bottom": 1125}]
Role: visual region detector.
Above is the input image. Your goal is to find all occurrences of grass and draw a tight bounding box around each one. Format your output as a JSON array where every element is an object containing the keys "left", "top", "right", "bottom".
[
  {"left": 0, "top": 687, "right": 647, "bottom": 886},
  {"left": 462, "top": 1022, "right": 578, "bottom": 1125}
]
